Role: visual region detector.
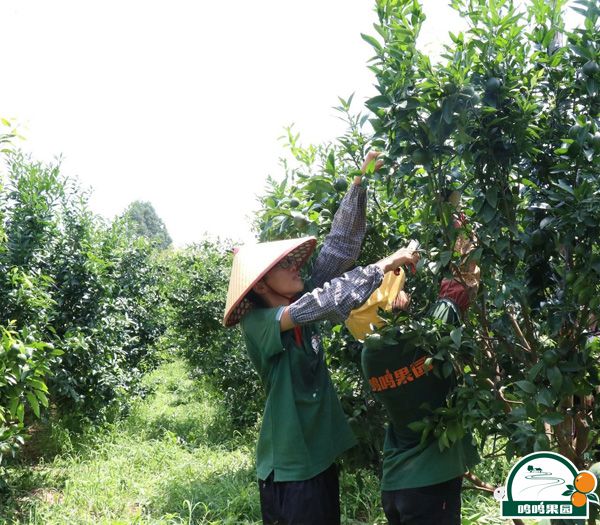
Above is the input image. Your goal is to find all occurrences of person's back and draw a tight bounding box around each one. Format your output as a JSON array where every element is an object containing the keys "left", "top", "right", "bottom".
[
  {"left": 348, "top": 202, "right": 482, "bottom": 524},
  {"left": 361, "top": 329, "right": 478, "bottom": 490},
  {"left": 360, "top": 300, "right": 479, "bottom": 525}
]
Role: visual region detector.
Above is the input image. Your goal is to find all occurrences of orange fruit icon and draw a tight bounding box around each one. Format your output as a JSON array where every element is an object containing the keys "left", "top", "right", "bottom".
[
  {"left": 575, "top": 471, "right": 597, "bottom": 494},
  {"left": 571, "top": 491, "right": 587, "bottom": 508}
]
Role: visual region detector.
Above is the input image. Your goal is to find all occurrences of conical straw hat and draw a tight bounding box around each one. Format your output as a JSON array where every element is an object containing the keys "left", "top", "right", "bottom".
[{"left": 223, "top": 236, "right": 317, "bottom": 327}]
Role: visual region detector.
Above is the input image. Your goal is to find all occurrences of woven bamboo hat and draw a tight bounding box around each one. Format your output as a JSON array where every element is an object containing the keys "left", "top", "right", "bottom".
[{"left": 222, "top": 236, "right": 317, "bottom": 327}]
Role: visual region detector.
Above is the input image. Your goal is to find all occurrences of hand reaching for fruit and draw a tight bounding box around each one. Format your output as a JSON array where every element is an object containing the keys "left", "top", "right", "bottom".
[
  {"left": 353, "top": 151, "right": 384, "bottom": 185},
  {"left": 361, "top": 151, "right": 384, "bottom": 175}
]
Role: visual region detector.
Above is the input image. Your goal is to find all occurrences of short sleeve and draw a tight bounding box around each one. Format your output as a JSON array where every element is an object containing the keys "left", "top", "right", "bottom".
[{"left": 240, "top": 307, "right": 286, "bottom": 363}]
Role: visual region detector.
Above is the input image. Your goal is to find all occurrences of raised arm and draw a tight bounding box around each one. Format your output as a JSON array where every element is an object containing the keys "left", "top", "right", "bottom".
[
  {"left": 280, "top": 246, "right": 420, "bottom": 331},
  {"left": 310, "top": 152, "right": 383, "bottom": 289}
]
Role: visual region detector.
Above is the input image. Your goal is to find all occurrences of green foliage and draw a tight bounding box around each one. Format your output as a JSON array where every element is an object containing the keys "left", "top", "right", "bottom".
[
  {"left": 0, "top": 152, "right": 169, "bottom": 462},
  {"left": 0, "top": 325, "right": 61, "bottom": 464},
  {"left": 122, "top": 200, "right": 173, "bottom": 249},
  {"left": 252, "top": 0, "right": 600, "bottom": 478},
  {"left": 363, "top": 0, "right": 600, "bottom": 467},
  {"left": 164, "top": 241, "right": 264, "bottom": 429},
  {"left": 48, "top": 216, "right": 169, "bottom": 416},
  {"left": 0, "top": 359, "right": 384, "bottom": 524},
  {"left": 0, "top": 359, "right": 255, "bottom": 524},
  {"left": 0, "top": 358, "right": 515, "bottom": 523}
]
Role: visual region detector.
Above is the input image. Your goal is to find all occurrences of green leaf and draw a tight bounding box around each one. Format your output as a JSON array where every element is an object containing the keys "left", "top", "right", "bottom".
[
  {"left": 8, "top": 396, "right": 19, "bottom": 418},
  {"left": 442, "top": 99, "right": 454, "bottom": 124},
  {"left": 547, "top": 366, "right": 563, "bottom": 391},
  {"left": 481, "top": 203, "right": 496, "bottom": 223},
  {"left": 34, "top": 390, "right": 49, "bottom": 408},
  {"left": 569, "top": 44, "right": 593, "bottom": 60},
  {"left": 365, "top": 95, "right": 391, "bottom": 112},
  {"left": 514, "top": 245, "right": 526, "bottom": 261},
  {"left": 515, "top": 380, "right": 536, "bottom": 394},
  {"left": 361, "top": 33, "right": 383, "bottom": 53},
  {"left": 442, "top": 361, "right": 453, "bottom": 378},
  {"left": 25, "top": 392, "right": 40, "bottom": 418},
  {"left": 439, "top": 430, "right": 450, "bottom": 451},
  {"left": 439, "top": 251, "right": 452, "bottom": 267},
  {"left": 27, "top": 378, "right": 48, "bottom": 392},
  {"left": 16, "top": 403, "right": 25, "bottom": 424},
  {"left": 325, "top": 151, "right": 336, "bottom": 175},
  {"left": 450, "top": 328, "right": 462, "bottom": 347},
  {"left": 485, "top": 188, "right": 498, "bottom": 208},
  {"left": 447, "top": 420, "right": 463, "bottom": 442},
  {"left": 429, "top": 261, "right": 442, "bottom": 275},
  {"left": 543, "top": 412, "right": 564, "bottom": 425},
  {"left": 467, "top": 247, "right": 483, "bottom": 264},
  {"left": 408, "top": 420, "right": 427, "bottom": 432},
  {"left": 520, "top": 178, "right": 539, "bottom": 189},
  {"left": 473, "top": 196, "right": 486, "bottom": 213},
  {"left": 570, "top": 5, "right": 590, "bottom": 17},
  {"left": 553, "top": 179, "right": 574, "bottom": 195},
  {"left": 536, "top": 388, "right": 554, "bottom": 408}
]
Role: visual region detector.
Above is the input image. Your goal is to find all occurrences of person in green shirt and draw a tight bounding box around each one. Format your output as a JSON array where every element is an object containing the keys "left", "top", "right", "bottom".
[
  {"left": 359, "top": 286, "right": 479, "bottom": 525},
  {"left": 349, "top": 202, "right": 481, "bottom": 525},
  {"left": 222, "top": 152, "right": 420, "bottom": 525}
]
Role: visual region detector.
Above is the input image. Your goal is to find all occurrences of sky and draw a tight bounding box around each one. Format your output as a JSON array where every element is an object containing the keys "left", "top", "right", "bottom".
[{"left": 0, "top": 1, "right": 581, "bottom": 247}]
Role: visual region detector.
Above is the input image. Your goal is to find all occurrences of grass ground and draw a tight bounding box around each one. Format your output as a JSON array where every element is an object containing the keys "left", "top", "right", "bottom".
[{"left": 0, "top": 358, "right": 523, "bottom": 524}]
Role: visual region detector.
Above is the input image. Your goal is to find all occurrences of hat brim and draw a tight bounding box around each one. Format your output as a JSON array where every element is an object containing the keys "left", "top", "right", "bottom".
[{"left": 223, "top": 237, "right": 317, "bottom": 327}]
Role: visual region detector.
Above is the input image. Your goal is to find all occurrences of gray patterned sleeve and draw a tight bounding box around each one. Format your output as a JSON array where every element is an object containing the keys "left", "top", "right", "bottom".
[
  {"left": 289, "top": 264, "right": 384, "bottom": 325},
  {"left": 309, "top": 183, "right": 368, "bottom": 290}
]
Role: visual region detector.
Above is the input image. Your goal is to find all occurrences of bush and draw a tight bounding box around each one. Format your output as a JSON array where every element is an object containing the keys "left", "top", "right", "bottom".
[
  {"left": 362, "top": 0, "right": 600, "bottom": 469},
  {"left": 0, "top": 150, "right": 169, "bottom": 461},
  {"left": 164, "top": 241, "right": 264, "bottom": 429},
  {"left": 0, "top": 325, "right": 61, "bottom": 463}
]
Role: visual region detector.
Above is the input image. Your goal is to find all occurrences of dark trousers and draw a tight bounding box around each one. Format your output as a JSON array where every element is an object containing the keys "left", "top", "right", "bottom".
[
  {"left": 258, "top": 463, "right": 340, "bottom": 525},
  {"left": 382, "top": 476, "right": 463, "bottom": 525}
]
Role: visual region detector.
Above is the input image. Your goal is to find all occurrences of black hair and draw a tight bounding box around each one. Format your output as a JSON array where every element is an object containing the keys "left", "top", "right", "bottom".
[{"left": 245, "top": 289, "right": 269, "bottom": 309}]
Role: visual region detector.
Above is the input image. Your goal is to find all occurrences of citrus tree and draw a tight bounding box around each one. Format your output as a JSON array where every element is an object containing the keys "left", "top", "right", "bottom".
[
  {"left": 254, "top": 0, "right": 600, "bottom": 480},
  {"left": 0, "top": 148, "right": 169, "bottom": 465},
  {"left": 0, "top": 126, "right": 58, "bottom": 466}
]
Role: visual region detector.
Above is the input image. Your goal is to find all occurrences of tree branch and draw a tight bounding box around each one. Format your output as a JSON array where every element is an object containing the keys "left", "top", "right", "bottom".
[
  {"left": 574, "top": 403, "right": 591, "bottom": 460},
  {"left": 507, "top": 308, "right": 533, "bottom": 355},
  {"left": 485, "top": 378, "right": 512, "bottom": 414},
  {"left": 555, "top": 419, "right": 579, "bottom": 466},
  {"left": 464, "top": 471, "right": 495, "bottom": 493}
]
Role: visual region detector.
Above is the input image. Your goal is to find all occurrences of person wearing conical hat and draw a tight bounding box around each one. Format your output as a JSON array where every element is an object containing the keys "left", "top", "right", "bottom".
[{"left": 223, "top": 151, "right": 420, "bottom": 525}]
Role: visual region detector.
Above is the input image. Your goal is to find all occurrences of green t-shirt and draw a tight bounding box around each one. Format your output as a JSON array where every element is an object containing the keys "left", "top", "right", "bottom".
[
  {"left": 361, "top": 301, "right": 479, "bottom": 490},
  {"left": 240, "top": 307, "right": 356, "bottom": 482}
]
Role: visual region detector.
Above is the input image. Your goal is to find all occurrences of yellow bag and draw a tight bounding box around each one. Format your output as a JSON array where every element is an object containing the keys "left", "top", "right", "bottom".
[{"left": 345, "top": 269, "right": 406, "bottom": 341}]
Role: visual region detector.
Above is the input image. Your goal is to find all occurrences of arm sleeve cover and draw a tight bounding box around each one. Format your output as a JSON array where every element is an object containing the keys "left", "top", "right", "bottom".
[{"left": 289, "top": 264, "right": 384, "bottom": 325}]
